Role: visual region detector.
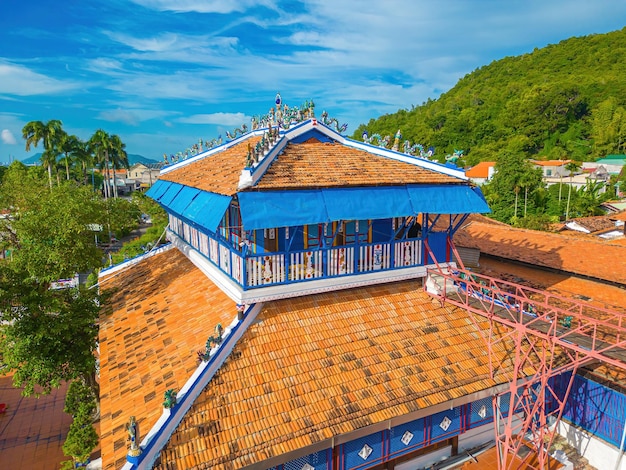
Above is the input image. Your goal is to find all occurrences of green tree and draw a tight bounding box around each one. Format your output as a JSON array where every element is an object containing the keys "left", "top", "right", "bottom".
[
  {"left": 0, "top": 163, "right": 104, "bottom": 396},
  {"left": 483, "top": 152, "right": 544, "bottom": 223},
  {"left": 58, "top": 132, "right": 83, "bottom": 181},
  {"left": 89, "top": 129, "right": 114, "bottom": 199},
  {"left": 61, "top": 400, "right": 99, "bottom": 467},
  {"left": 22, "top": 119, "right": 64, "bottom": 188},
  {"left": 110, "top": 134, "right": 129, "bottom": 198}
]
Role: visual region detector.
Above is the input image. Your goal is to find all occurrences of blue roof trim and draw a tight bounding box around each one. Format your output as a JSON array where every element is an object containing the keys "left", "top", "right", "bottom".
[
  {"left": 238, "top": 190, "right": 328, "bottom": 231},
  {"left": 322, "top": 186, "right": 413, "bottom": 221},
  {"left": 407, "top": 184, "right": 491, "bottom": 214},
  {"left": 182, "top": 191, "right": 231, "bottom": 232}
]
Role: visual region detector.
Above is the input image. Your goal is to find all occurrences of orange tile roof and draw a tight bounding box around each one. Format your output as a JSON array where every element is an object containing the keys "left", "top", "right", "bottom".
[
  {"left": 253, "top": 139, "right": 462, "bottom": 189},
  {"left": 454, "top": 220, "right": 626, "bottom": 285},
  {"left": 530, "top": 159, "right": 571, "bottom": 167},
  {"left": 98, "top": 248, "right": 236, "bottom": 470},
  {"left": 609, "top": 210, "right": 626, "bottom": 222},
  {"left": 154, "top": 281, "right": 521, "bottom": 470},
  {"left": 465, "top": 161, "right": 495, "bottom": 178},
  {"left": 159, "top": 137, "right": 261, "bottom": 196},
  {"left": 564, "top": 215, "right": 616, "bottom": 233},
  {"left": 160, "top": 135, "right": 462, "bottom": 195}
]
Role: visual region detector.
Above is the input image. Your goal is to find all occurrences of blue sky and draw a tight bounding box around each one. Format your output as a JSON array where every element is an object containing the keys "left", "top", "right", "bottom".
[{"left": 1, "top": 0, "right": 625, "bottom": 164}]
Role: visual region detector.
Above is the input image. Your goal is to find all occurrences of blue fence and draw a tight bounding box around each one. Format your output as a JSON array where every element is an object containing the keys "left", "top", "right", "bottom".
[{"left": 550, "top": 372, "right": 626, "bottom": 448}]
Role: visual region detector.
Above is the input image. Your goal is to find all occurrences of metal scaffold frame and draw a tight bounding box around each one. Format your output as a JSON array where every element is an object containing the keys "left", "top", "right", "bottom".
[{"left": 424, "top": 255, "right": 626, "bottom": 470}]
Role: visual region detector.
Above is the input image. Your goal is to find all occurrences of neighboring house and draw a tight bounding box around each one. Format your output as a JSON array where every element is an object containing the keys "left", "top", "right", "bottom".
[
  {"left": 464, "top": 161, "right": 496, "bottom": 185},
  {"left": 97, "top": 101, "right": 625, "bottom": 470},
  {"left": 561, "top": 215, "right": 617, "bottom": 234},
  {"left": 127, "top": 162, "right": 164, "bottom": 189},
  {"left": 582, "top": 155, "right": 626, "bottom": 175},
  {"left": 530, "top": 159, "right": 572, "bottom": 178}
]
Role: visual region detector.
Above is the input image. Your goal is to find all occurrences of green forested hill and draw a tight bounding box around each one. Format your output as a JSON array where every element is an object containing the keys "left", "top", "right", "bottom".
[{"left": 354, "top": 27, "right": 626, "bottom": 166}]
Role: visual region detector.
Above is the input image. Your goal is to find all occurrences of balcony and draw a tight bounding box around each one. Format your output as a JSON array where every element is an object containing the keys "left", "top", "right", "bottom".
[{"left": 167, "top": 221, "right": 453, "bottom": 304}]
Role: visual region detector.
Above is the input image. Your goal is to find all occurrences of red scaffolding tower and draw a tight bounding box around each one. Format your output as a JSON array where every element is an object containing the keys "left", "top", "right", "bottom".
[{"left": 425, "top": 264, "right": 626, "bottom": 470}]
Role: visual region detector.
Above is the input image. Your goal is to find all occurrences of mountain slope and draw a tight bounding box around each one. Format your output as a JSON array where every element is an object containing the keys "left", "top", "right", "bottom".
[{"left": 354, "top": 27, "right": 626, "bottom": 166}]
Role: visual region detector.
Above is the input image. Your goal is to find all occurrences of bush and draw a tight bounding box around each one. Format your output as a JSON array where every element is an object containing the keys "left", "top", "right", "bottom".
[
  {"left": 64, "top": 380, "right": 96, "bottom": 417},
  {"left": 62, "top": 401, "right": 99, "bottom": 465}
]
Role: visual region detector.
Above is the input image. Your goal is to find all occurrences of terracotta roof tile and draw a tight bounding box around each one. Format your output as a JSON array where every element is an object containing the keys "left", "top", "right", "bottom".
[
  {"left": 160, "top": 136, "right": 462, "bottom": 195},
  {"left": 565, "top": 215, "right": 617, "bottom": 233},
  {"left": 465, "top": 161, "right": 495, "bottom": 178},
  {"left": 253, "top": 140, "right": 462, "bottom": 189},
  {"left": 455, "top": 219, "right": 626, "bottom": 285},
  {"left": 159, "top": 137, "right": 261, "bottom": 196},
  {"left": 155, "top": 281, "right": 521, "bottom": 470},
  {"left": 98, "top": 248, "right": 236, "bottom": 470}
]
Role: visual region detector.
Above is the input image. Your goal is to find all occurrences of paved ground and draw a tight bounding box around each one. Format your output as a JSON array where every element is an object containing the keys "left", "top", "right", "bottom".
[{"left": 0, "top": 375, "right": 73, "bottom": 470}]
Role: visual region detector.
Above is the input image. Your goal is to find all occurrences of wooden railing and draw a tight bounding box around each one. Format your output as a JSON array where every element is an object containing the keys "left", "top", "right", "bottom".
[{"left": 169, "top": 224, "right": 425, "bottom": 289}]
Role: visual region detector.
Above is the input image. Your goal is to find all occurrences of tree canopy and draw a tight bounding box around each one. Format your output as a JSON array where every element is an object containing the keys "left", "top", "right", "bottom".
[
  {"left": 353, "top": 27, "right": 626, "bottom": 164},
  {"left": 0, "top": 163, "right": 104, "bottom": 396}
]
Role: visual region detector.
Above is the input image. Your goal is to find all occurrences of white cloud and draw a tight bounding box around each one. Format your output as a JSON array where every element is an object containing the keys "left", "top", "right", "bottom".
[
  {"left": 178, "top": 113, "right": 250, "bottom": 126},
  {"left": 0, "top": 61, "right": 80, "bottom": 96},
  {"left": 1, "top": 129, "right": 17, "bottom": 145},
  {"left": 127, "top": 0, "right": 274, "bottom": 14},
  {"left": 96, "top": 107, "right": 172, "bottom": 126}
]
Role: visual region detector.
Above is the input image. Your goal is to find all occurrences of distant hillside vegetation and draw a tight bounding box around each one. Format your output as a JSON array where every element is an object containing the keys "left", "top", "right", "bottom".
[{"left": 353, "top": 27, "right": 626, "bottom": 166}]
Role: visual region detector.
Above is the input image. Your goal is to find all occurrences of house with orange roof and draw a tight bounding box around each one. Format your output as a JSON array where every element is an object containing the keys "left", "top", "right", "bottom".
[
  {"left": 97, "top": 98, "right": 626, "bottom": 470},
  {"left": 464, "top": 161, "right": 496, "bottom": 185},
  {"left": 530, "top": 159, "right": 572, "bottom": 178}
]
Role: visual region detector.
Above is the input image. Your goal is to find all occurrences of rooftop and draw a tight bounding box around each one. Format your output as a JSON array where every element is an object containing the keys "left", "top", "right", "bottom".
[
  {"left": 464, "top": 161, "right": 495, "bottom": 178},
  {"left": 98, "top": 247, "right": 236, "bottom": 470},
  {"left": 454, "top": 216, "right": 626, "bottom": 285},
  {"left": 154, "top": 280, "right": 520, "bottom": 469}
]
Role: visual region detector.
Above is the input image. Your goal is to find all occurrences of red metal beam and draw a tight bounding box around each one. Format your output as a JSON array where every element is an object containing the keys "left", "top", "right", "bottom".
[{"left": 425, "top": 267, "right": 626, "bottom": 469}]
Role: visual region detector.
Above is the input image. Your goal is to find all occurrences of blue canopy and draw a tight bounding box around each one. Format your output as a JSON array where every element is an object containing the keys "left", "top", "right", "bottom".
[
  {"left": 169, "top": 186, "right": 201, "bottom": 214},
  {"left": 159, "top": 182, "right": 184, "bottom": 206},
  {"left": 147, "top": 181, "right": 231, "bottom": 233},
  {"left": 181, "top": 191, "right": 232, "bottom": 232},
  {"left": 238, "top": 184, "right": 490, "bottom": 230},
  {"left": 406, "top": 184, "right": 491, "bottom": 214},
  {"left": 238, "top": 190, "right": 328, "bottom": 230},
  {"left": 145, "top": 179, "right": 170, "bottom": 200},
  {"left": 322, "top": 186, "right": 413, "bottom": 221}
]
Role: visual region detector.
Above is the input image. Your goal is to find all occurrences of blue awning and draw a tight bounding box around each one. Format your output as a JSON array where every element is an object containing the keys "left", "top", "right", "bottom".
[
  {"left": 182, "top": 191, "right": 232, "bottom": 232},
  {"left": 406, "top": 184, "right": 491, "bottom": 214},
  {"left": 159, "top": 182, "right": 184, "bottom": 206},
  {"left": 169, "top": 186, "right": 201, "bottom": 215},
  {"left": 238, "top": 184, "right": 490, "bottom": 230},
  {"left": 322, "top": 186, "right": 413, "bottom": 221},
  {"left": 145, "top": 180, "right": 171, "bottom": 200},
  {"left": 238, "top": 190, "right": 328, "bottom": 231}
]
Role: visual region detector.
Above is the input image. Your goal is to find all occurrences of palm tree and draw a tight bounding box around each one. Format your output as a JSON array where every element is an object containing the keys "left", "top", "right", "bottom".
[
  {"left": 109, "top": 135, "right": 129, "bottom": 198},
  {"left": 565, "top": 161, "right": 581, "bottom": 220},
  {"left": 22, "top": 120, "right": 63, "bottom": 188},
  {"left": 58, "top": 132, "right": 82, "bottom": 181},
  {"left": 89, "top": 130, "right": 113, "bottom": 199},
  {"left": 73, "top": 140, "right": 94, "bottom": 186}
]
